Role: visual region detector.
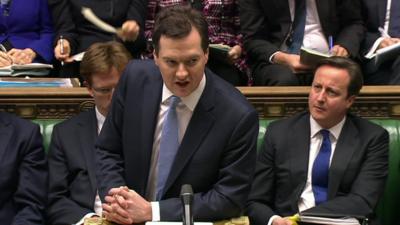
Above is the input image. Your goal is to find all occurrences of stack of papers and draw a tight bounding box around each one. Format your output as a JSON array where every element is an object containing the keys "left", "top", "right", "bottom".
[
  {"left": 300, "top": 47, "right": 331, "bottom": 67},
  {"left": 209, "top": 44, "right": 232, "bottom": 64},
  {"left": 300, "top": 215, "right": 360, "bottom": 225},
  {"left": 0, "top": 63, "right": 53, "bottom": 76},
  {"left": 0, "top": 78, "right": 75, "bottom": 87},
  {"left": 364, "top": 42, "right": 400, "bottom": 69}
]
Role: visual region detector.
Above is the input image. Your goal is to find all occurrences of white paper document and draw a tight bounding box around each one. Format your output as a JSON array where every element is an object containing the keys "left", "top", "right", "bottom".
[{"left": 81, "top": 7, "right": 118, "bottom": 33}]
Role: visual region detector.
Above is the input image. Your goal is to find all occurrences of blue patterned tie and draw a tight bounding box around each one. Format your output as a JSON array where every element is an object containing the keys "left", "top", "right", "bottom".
[
  {"left": 312, "top": 129, "right": 332, "bottom": 205},
  {"left": 389, "top": 0, "right": 400, "bottom": 37},
  {"left": 288, "top": 0, "right": 306, "bottom": 54},
  {"left": 156, "top": 96, "right": 181, "bottom": 200}
]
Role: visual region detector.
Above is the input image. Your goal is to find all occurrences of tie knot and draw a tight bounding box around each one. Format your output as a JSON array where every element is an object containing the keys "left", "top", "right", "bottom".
[
  {"left": 320, "top": 129, "right": 330, "bottom": 140},
  {"left": 169, "top": 96, "right": 181, "bottom": 108}
]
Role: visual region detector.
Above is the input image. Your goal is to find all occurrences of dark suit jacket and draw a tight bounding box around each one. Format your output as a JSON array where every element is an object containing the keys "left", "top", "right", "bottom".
[
  {"left": 47, "top": 0, "right": 147, "bottom": 57},
  {"left": 0, "top": 0, "right": 54, "bottom": 63},
  {"left": 0, "top": 112, "right": 47, "bottom": 225},
  {"left": 239, "top": 0, "right": 364, "bottom": 67},
  {"left": 96, "top": 60, "right": 259, "bottom": 221},
  {"left": 247, "top": 112, "right": 388, "bottom": 225},
  {"left": 47, "top": 109, "right": 98, "bottom": 225}
]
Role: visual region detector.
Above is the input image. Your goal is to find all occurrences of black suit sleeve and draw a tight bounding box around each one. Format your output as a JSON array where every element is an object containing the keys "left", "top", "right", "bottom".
[
  {"left": 245, "top": 122, "right": 280, "bottom": 225},
  {"left": 333, "top": 0, "right": 365, "bottom": 57},
  {"left": 239, "top": 0, "right": 280, "bottom": 65},
  {"left": 159, "top": 109, "right": 259, "bottom": 221},
  {"left": 47, "top": 0, "right": 78, "bottom": 52},
  {"left": 12, "top": 124, "right": 47, "bottom": 225},
  {"left": 47, "top": 126, "right": 93, "bottom": 224}
]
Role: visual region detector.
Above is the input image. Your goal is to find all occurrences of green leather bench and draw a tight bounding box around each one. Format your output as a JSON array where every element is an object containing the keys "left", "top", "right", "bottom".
[{"left": 33, "top": 118, "right": 399, "bottom": 225}]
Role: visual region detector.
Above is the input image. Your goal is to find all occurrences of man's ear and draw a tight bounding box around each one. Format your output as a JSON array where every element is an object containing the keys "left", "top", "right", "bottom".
[
  {"left": 346, "top": 95, "right": 356, "bottom": 109},
  {"left": 153, "top": 50, "right": 159, "bottom": 66},
  {"left": 204, "top": 47, "right": 209, "bottom": 63},
  {"left": 83, "top": 80, "right": 94, "bottom": 98}
]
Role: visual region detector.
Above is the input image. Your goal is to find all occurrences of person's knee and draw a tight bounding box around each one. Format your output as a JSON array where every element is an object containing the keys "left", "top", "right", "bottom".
[{"left": 253, "top": 64, "right": 299, "bottom": 86}]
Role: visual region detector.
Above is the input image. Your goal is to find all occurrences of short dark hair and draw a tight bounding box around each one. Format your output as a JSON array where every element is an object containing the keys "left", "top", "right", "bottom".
[
  {"left": 80, "top": 41, "right": 132, "bottom": 86},
  {"left": 315, "top": 56, "right": 363, "bottom": 97},
  {"left": 152, "top": 5, "right": 209, "bottom": 55}
]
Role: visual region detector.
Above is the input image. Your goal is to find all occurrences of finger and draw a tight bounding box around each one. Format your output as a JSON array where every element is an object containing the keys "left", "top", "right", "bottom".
[
  {"left": 108, "top": 187, "right": 123, "bottom": 196},
  {"left": 116, "top": 188, "right": 136, "bottom": 200},
  {"left": 102, "top": 203, "right": 114, "bottom": 213},
  {"left": 105, "top": 195, "right": 117, "bottom": 204},
  {"left": 7, "top": 48, "right": 18, "bottom": 56},
  {"left": 115, "top": 194, "right": 129, "bottom": 209}
]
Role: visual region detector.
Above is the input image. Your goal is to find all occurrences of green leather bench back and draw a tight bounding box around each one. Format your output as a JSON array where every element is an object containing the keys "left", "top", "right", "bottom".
[
  {"left": 32, "top": 119, "right": 63, "bottom": 152},
  {"left": 32, "top": 118, "right": 399, "bottom": 225},
  {"left": 257, "top": 119, "right": 400, "bottom": 225}
]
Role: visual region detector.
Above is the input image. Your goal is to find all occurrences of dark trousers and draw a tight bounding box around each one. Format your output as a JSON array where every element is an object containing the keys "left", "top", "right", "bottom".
[
  {"left": 363, "top": 56, "right": 400, "bottom": 85},
  {"left": 207, "top": 59, "right": 248, "bottom": 86},
  {"left": 252, "top": 62, "right": 313, "bottom": 86}
]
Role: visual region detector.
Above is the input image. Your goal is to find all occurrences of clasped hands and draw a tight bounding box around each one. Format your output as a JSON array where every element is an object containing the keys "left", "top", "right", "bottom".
[
  {"left": 102, "top": 186, "right": 152, "bottom": 225},
  {"left": 0, "top": 48, "right": 36, "bottom": 67}
]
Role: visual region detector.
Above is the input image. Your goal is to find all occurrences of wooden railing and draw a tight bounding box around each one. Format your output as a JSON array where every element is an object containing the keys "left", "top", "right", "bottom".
[{"left": 1, "top": 86, "right": 400, "bottom": 119}]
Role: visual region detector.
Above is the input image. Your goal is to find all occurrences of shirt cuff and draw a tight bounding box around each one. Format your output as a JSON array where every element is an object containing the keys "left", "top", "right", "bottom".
[
  {"left": 267, "top": 215, "right": 281, "bottom": 225},
  {"left": 73, "top": 212, "right": 98, "bottom": 225},
  {"left": 269, "top": 51, "right": 280, "bottom": 64},
  {"left": 151, "top": 201, "right": 160, "bottom": 221},
  {"left": 365, "top": 37, "right": 384, "bottom": 58}
]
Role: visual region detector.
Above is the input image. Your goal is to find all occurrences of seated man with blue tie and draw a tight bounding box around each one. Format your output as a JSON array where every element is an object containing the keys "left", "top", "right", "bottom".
[
  {"left": 361, "top": 0, "right": 400, "bottom": 84},
  {"left": 239, "top": 0, "right": 364, "bottom": 86},
  {"left": 47, "top": 41, "right": 132, "bottom": 225},
  {"left": 0, "top": 112, "right": 47, "bottom": 224},
  {"left": 247, "top": 57, "right": 388, "bottom": 225},
  {"left": 95, "top": 5, "right": 259, "bottom": 225}
]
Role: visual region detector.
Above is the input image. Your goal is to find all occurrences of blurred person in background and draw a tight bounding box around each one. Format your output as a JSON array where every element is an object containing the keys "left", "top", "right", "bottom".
[{"left": 0, "top": 0, "right": 53, "bottom": 67}]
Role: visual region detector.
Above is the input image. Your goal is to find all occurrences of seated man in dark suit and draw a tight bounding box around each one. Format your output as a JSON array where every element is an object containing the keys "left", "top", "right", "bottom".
[
  {"left": 95, "top": 5, "right": 259, "bottom": 224},
  {"left": 247, "top": 57, "right": 388, "bottom": 225},
  {"left": 360, "top": 0, "right": 400, "bottom": 84},
  {"left": 0, "top": 112, "right": 47, "bottom": 224},
  {"left": 239, "top": 0, "right": 364, "bottom": 86},
  {"left": 47, "top": 41, "right": 132, "bottom": 225}
]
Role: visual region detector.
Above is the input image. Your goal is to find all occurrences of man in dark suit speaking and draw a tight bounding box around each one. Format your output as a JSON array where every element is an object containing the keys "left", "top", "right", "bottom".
[
  {"left": 95, "top": 6, "right": 259, "bottom": 225},
  {"left": 247, "top": 57, "right": 388, "bottom": 225}
]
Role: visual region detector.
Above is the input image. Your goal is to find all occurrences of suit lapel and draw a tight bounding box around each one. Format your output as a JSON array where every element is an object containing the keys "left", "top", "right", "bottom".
[
  {"left": 78, "top": 109, "right": 98, "bottom": 194},
  {"left": 275, "top": 0, "right": 291, "bottom": 38},
  {"left": 137, "top": 74, "right": 163, "bottom": 192},
  {"left": 289, "top": 114, "right": 311, "bottom": 211},
  {"left": 327, "top": 117, "right": 358, "bottom": 199},
  {"left": 0, "top": 116, "right": 12, "bottom": 162},
  {"left": 162, "top": 73, "right": 215, "bottom": 195}
]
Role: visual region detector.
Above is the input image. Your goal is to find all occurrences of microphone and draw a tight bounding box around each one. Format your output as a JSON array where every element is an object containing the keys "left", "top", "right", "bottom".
[{"left": 180, "top": 184, "right": 194, "bottom": 225}]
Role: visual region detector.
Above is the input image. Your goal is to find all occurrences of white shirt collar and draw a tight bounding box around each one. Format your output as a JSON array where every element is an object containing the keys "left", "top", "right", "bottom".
[
  {"left": 310, "top": 115, "right": 346, "bottom": 141},
  {"left": 161, "top": 73, "right": 206, "bottom": 111},
  {"left": 95, "top": 106, "right": 106, "bottom": 134}
]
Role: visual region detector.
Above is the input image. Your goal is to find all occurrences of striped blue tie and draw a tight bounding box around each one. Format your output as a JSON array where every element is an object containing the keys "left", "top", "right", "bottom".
[
  {"left": 156, "top": 96, "right": 181, "bottom": 200},
  {"left": 312, "top": 129, "right": 331, "bottom": 205},
  {"left": 288, "top": 0, "right": 306, "bottom": 54}
]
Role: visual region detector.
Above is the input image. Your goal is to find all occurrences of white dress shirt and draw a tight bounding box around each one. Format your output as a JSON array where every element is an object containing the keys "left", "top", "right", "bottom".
[
  {"left": 270, "top": 0, "right": 329, "bottom": 62},
  {"left": 147, "top": 74, "right": 206, "bottom": 221},
  {"left": 365, "top": 0, "right": 394, "bottom": 57}
]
